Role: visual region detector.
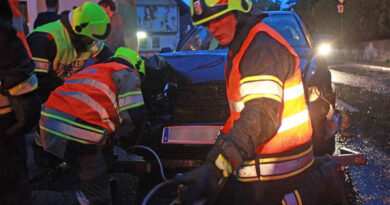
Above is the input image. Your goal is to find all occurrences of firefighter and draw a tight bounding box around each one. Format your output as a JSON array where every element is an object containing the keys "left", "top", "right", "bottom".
[
  {"left": 0, "top": 3, "right": 41, "bottom": 203},
  {"left": 175, "top": 0, "right": 348, "bottom": 204},
  {"left": 27, "top": 1, "right": 114, "bottom": 102},
  {"left": 32, "top": 47, "right": 146, "bottom": 204}
]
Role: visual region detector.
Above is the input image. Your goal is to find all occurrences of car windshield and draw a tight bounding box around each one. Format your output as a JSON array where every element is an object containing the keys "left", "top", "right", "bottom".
[
  {"left": 179, "top": 13, "right": 309, "bottom": 51},
  {"left": 262, "top": 14, "right": 308, "bottom": 47}
]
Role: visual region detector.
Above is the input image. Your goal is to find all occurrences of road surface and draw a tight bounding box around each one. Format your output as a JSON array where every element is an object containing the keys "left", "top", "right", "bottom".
[{"left": 329, "top": 63, "right": 390, "bottom": 205}]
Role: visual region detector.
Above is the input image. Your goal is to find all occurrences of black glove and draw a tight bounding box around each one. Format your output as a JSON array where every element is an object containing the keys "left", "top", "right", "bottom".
[
  {"left": 6, "top": 91, "right": 42, "bottom": 137},
  {"left": 175, "top": 135, "right": 245, "bottom": 204},
  {"left": 175, "top": 163, "right": 222, "bottom": 204}
]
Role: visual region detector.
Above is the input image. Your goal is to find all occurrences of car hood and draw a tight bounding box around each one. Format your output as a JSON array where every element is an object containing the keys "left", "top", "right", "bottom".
[{"left": 155, "top": 47, "right": 312, "bottom": 84}]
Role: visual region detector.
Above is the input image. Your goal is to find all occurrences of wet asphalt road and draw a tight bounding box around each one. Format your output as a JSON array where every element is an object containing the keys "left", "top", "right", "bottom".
[{"left": 329, "top": 63, "right": 390, "bottom": 205}]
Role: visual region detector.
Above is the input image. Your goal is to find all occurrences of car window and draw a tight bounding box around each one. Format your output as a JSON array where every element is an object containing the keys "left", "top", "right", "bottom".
[
  {"left": 179, "top": 26, "right": 216, "bottom": 51},
  {"left": 263, "top": 14, "right": 308, "bottom": 48}
]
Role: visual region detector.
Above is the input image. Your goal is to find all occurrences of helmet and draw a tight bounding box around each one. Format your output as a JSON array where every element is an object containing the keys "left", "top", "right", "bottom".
[
  {"left": 190, "top": 0, "right": 252, "bottom": 25},
  {"left": 113, "top": 47, "right": 145, "bottom": 76},
  {"left": 69, "top": 2, "right": 110, "bottom": 41}
]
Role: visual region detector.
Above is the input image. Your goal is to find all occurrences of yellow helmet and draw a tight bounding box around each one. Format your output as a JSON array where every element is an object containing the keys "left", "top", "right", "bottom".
[
  {"left": 69, "top": 2, "right": 111, "bottom": 41},
  {"left": 113, "top": 47, "right": 145, "bottom": 76},
  {"left": 190, "top": 0, "right": 252, "bottom": 25}
]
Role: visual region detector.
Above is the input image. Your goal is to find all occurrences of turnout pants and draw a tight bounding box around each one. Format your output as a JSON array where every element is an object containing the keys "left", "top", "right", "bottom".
[
  {"left": 217, "top": 156, "right": 350, "bottom": 205},
  {"left": 32, "top": 141, "right": 112, "bottom": 205},
  {"left": 0, "top": 115, "right": 31, "bottom": 205}
]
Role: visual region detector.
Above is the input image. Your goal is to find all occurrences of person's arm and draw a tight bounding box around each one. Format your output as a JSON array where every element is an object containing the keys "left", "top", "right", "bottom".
[
  {"left": 0, "top": 27, "right": 41, "bottom": 136},
  {"left": 111, "top": 68, "right": 147, "bottom": 130},
  {"left": 27, "top": 31, "right": 63, "bottom": 101}
]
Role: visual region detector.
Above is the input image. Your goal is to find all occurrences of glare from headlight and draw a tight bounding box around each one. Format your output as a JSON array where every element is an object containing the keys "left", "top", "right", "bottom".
[
  {"left": 318, "top": 43, "right": 331, "bottom": 56},
  {"left": 137, "top": 31, "right": 147, "bottom": 39}
]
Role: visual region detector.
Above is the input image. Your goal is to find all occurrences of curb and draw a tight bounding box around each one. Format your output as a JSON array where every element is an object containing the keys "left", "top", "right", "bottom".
[
  {"left": 329, "top": 63, "right": 390, "bottom": 72},
  {"left": 348, "top": 63, "right": 390, "bottom": 72}
]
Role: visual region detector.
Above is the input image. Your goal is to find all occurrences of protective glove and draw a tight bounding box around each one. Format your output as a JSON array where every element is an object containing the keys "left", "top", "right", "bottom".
[
  {"left": 175, "top": 135, "right": 244, "bottom": 204},
  {"left": 6, "top": 91, "right": 41, "bottom": 137}
]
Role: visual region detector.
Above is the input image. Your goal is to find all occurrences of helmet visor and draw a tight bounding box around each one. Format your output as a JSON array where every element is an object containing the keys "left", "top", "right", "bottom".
[
  {"left": 192, "top": 0, "right": 228, "bottom": 25},
  {"left": 92, "top": 23, "right": 111, "bottom": 41}
]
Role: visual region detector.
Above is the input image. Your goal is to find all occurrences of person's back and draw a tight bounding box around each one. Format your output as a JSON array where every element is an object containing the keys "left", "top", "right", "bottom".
[
  {"left": 33, "top": 47, "right": 146, "bottom": 204},
  {"left": 33, "top": 0, "right": 60, "bottom": 29},
  {"left": 33, "top": 10, "right": 60, "bottom": 29},
  {"left": 98, "top": 0, "right": 125, "bottom": 50}
]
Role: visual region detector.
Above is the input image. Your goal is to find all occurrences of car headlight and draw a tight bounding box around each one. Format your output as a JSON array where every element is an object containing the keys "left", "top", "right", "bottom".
[{"left": 317, "top": 43, "right": 331, "bottom": 56}]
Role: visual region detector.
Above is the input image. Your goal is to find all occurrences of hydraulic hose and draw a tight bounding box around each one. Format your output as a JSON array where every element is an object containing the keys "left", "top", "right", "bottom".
[
  {"left": 131, "top": 145, "right": 180, "bottom": 205},
  {"left": 132, "top": 145, "right": 168, "bottom": 181},
  {"left": 141, "top": 180, "right": 177, "bottom": 205}
]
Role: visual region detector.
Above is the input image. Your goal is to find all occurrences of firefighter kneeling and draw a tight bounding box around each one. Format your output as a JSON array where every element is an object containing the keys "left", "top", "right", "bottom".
[
  {"left": 175, "top": 0, "right": 349, "bottom": 204},
  {"left": 32, "top": 47, "right": 146, "bottom": 204}
]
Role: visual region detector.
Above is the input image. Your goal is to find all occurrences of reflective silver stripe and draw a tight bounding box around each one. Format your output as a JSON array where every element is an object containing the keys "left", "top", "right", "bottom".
[
  {"left": 55, "top": 91, "right": 115, "bottom": 131},
  {"left": 283, "top": 192, "right": 298, "bottom": 205},
  {"left": 41, "top": 114, "right": 104, "bottom": 143},
  {"left": 12, "top": 17, "right": 23, "bottom": 32},
  {"left": 8, "top": 74, "right": 38, "bottom": 96},
  {"left": 34, "top": 60, "right": 50, "bottom": 72},
  {"left": 65, "top": 78, "right": 118, "bottom": 111},
  {"left": 278, "top": 109, "right": 310, "bottom": 133},
  {"left": 284, "top": 82, "right": 304, "bottom": 101},
  {"left": 238, "top": 150, "right": 313, "bottom": 177},
  {"left": 240, "top": 80, "right": 283, "bottom": 98},
  {"left": 119, "top": 94, "right": 144, "bottom": 109},
  {"left": 229, "top": 100, "right": 245, "bottom": 112},
  {"left": 76, "top": 190, "right": 90, "bottom": 205}
]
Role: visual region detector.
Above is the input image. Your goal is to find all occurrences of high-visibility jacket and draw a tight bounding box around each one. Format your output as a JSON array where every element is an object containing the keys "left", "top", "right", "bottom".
[
  {"left": 39, "top": 61, "right": 144, "bottom": 147},
  {"left": 8, "top": 0, "right": 31, "bottom": 57},
  {"left": 222, "top": 22, "right": 313, "bottom": 155},
  {"left": 30, "top": 20, "right": 104, "bottom": 79}
]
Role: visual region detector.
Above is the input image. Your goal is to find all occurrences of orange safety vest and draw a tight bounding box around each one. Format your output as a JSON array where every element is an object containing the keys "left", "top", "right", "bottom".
[
  {"left": 44, "top": 62, "right": 135, "bottom": 136},
  {"left": 222, "top": 22, "right": 312, "bottom": 155},
  {"left": 8, "top": 0, "right": 31, "bottom": 57}
]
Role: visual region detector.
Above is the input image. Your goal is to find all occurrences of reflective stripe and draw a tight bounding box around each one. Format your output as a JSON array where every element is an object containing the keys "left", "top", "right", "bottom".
[
  {"left": 41, "top": 114, "right": 104, "bottom": 143},
  {"left": 41, "top": 111, "right": 105, "bottom": 134},
  {"left": 118, "top": 92, "right": 144, "bottom": 111},
  {"left": 65, "top": 78, "right": 118, "bottom": 111},
  {"left": 55, "top": 91, "right": 115, "bottom": 131},
  {"left": 283, "top": 190, "right": 303, "bottom": 205},
  {"left": 12, "top": 17, "right": 23, "bottom": 32},
  {"left": 240, "top": 75, "right": 283, "bottom": 86},
  {"left": 229, "top": 100, "right": 245, "bottom": 112},
  {"left": 238, "top": 149, "right": 313, "bottom": 177},
  {"left": 246, "top": 146, "right": 313, "bottom": 164},
  {"left": 40, "top": 125, "right": 90, "bottom": 144},
  {"left": 118, "top": 90, "right": 142, "bottom": 98},
  {"left": 0, "top": 106, "right": 12, "bottom": 114},
  {"left": 278, "top": 109, "right": 310, "bottom": 133},
  {"left": 33, "top": 58, "right": 50, "bottom": 73},
  {"left": 284, "top": 82, "right": 304, "bottom": 101},
  {"left": 215, "top": 154, "right": 232, "bottom": 177},
  {"left": 8, "top": 74, "right": 38, "bottom": 96},
  {"left": 240, "top": 80, "right": 283, "bottom": 100}
]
